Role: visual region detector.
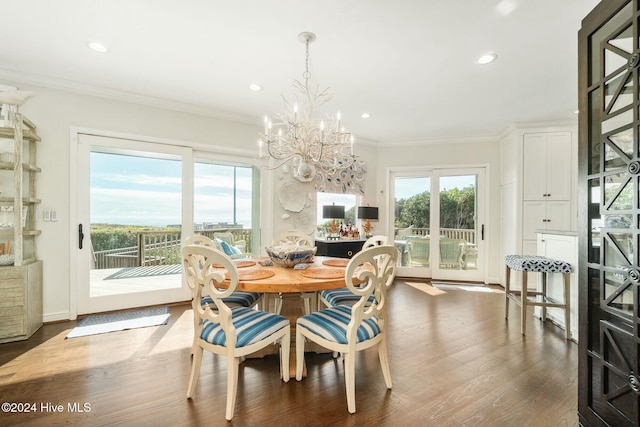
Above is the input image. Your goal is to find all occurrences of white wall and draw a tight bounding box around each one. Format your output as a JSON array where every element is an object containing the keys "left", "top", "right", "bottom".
[
  {"left": 374, "top": 138, "right": 503, "bottom": 284},
  {"left": 4, "top": 81, "right": 381, "bottom": 321}
]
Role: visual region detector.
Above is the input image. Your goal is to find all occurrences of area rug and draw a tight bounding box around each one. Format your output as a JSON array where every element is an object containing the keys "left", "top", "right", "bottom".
[
  {"left": 66, "top": 307, "right": 170, "bottom": 339},
  {"left": 103, "top": 264, "right": 182, "bottom": 280}
]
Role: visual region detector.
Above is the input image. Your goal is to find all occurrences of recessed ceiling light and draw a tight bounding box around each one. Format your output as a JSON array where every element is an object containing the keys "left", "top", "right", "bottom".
[
  {"left": 477, "top": 52, "right": 498, "bottom": 65},
  {"left": 86, "top": 41, "right": 109, "bottom": 53},
  {"left": 574, "top": 110, "right": 579, "bottom": 114},
  {"left": 361, "top": 112, "right": 371, "bottom": 119},
  {"left": 249, "top": 83, "right": 263, "bottom": 91}
]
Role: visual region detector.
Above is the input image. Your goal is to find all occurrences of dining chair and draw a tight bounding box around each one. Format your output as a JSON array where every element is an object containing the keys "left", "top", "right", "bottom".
[
  {"left": 270, "top": 229, "right": 314, "bottom": 314},
  {"left": 296, "top": 245, "right": 398, "bottom": 413},
  {"left": 184, "top": 234, "right": 262, "bottom": 307},
  {"left": 183, "top": 244, "right": 290, "bottom": 421},
  {"left": 319, "top": 235, "right": 389, "bottom": 308},
  {"left": 184, "top": 234, "right": 263, "bottom": 353}
]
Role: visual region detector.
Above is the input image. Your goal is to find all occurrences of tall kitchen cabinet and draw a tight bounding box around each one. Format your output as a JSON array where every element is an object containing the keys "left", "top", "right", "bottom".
[
  {"left": 0, "top": 113, "right": 43, "bottom": 343},
  {"left": 521, "top": 132, "right": 573, "bottom": 255},
  {"left": 500, "top": 127, "right": 576, "bottom": 286}
]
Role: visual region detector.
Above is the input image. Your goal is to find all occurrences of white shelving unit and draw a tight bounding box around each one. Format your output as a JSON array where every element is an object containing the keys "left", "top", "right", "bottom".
[{"left": 0, "top": 112, "right": 43, "bottom": 343}]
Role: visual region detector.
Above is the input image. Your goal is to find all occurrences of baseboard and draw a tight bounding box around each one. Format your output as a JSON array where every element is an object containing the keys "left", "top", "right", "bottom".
[{"left": 43, "top": 311, "right": 71, "bottom": 323}]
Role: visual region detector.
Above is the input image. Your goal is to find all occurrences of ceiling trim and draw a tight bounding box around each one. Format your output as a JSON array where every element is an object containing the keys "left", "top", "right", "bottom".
[{"left": 0, "top": 68, "right": 259, "bottom": 125}]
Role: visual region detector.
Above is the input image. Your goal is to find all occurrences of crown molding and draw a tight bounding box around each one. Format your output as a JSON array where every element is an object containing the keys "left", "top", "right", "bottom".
[
  {"left": 0, "top": 68, "right": 259, "bottom": 125},
  {"left": 379, "top": 134, "right": 499, "bottom": 147}
]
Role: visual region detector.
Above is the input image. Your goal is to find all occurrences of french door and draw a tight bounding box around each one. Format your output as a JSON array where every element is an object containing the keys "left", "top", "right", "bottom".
[
  {"left": 389, "top": 167, "right": 485, "bottom": 281},
  {"left": 75, "top": 134, "right": 192, "bottom": 315}
]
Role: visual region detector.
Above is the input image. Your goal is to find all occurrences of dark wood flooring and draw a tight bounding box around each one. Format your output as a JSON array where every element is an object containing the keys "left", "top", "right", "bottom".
[{"left": 0, "top": 281, "right": 577, "bottom": 427}]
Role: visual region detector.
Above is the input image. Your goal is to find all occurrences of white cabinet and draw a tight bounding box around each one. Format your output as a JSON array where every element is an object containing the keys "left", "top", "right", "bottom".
[
  {"left": 536, "top": 231, "right": 578, "bottom": 341},
  {"left": 523, "top": 132, "right": 572, "bottom": 201},
  {"left": 500, "top": 127, "right": 576, "bottom": 290},
  {"left": 522, "top": 131, "right": 572, "bottom": 251},
  {"left": 523, "top": 200, "right": 571, "bottom": 240}
]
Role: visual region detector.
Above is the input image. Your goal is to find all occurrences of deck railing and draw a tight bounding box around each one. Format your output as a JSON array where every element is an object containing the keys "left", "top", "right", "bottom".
[
  {"left": 394, "top": 227, "right": 476, "bottom": 244},
  {"left": 93, "top": 228, "right": 253, "bottom": 269},
  {"left": 94, "top": 227, "right": 474, "bottom": 269}
]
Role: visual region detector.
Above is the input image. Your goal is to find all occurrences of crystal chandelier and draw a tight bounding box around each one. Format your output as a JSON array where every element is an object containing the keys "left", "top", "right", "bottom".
[{"left": 260, "top": 32, "right": 356, "bottom": 183}]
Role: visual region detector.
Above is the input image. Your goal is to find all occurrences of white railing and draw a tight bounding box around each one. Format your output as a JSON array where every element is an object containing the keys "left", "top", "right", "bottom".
[{"left": 394, "top": 227, "right": 476, "bottom": 244}]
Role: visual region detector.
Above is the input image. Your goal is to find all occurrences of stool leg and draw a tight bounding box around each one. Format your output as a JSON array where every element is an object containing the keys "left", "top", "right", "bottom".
[
  {"left": 505, "top": 265, "right": 511, "bottom": 319},
  {"left": 521, "top": 271, "right": 528, "bottom": 336},
  {"left": 541, "top": 272, "right": 547, "bottom": 323},
  {"left": 563, "top": 273, "right": 570, "bottom": 340}
]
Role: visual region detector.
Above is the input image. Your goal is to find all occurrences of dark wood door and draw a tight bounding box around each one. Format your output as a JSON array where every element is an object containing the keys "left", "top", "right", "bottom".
[{"left": 579, "top": 1, "right": 640, "bottom": 426}]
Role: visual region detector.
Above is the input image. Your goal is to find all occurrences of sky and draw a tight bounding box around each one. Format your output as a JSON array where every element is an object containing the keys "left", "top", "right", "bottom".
[
  {"left": 90, "top": 152, "right": 253, "bottom": 227},
  {"left": 394, "top": 175, "right": 476, "bottom": 200},
  {"left": 90, "top": 151, "right": 476, "bottom": 228}
]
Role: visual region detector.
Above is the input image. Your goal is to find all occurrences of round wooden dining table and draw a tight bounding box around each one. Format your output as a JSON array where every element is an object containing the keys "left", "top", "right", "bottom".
[{"left": 218, "top": 255, "right": 352, "bottom": 377}]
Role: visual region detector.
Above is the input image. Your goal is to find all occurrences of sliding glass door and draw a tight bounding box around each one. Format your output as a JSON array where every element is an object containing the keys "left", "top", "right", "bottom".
[
  {"left": 75, "top": 135, "right": 262, "bottom": 315},
  {"left": 76, "top": 134, "right": 192, "bottom": 314},
  {"left": 390, "top": 167, "right": 485, "bottom": 281}
]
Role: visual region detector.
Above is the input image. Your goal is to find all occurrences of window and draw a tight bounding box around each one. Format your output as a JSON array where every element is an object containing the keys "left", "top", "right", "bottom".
[
  {"left": 316, "top": 192, "right": 356, "bottom": 232},
  {"left": 194, "top": 162, "right": 253, "bottom": 229}
]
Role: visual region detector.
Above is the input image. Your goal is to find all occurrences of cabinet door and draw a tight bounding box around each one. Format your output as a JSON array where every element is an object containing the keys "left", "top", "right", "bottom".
[
  {"left": 546, "top": 132, "right": 572, "bottom": 201},
  {"left": 523, "top": 201, "right": 546, "bottom": 240},
  {"left": 546, "top": 200, "right": 571, "bottom": 231},
  {"left": 523, "top": 133, "right": 547, "bottom": 200}
]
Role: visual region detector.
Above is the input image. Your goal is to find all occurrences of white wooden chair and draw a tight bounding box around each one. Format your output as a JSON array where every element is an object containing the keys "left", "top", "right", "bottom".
[
  {"left": 319, "top": 235, "right": 389, "bottom": 308},
  {"left": 183, "top": 244, "right": 290, "bottom": 421},
  {"left": 296, "top": 245, "right": 399, "bottom": 413},
  {"left": 270, "top": 229, "right": 314, "bottom": 314}
]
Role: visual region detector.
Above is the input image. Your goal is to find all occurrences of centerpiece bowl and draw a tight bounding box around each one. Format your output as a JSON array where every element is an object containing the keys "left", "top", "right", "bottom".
[{"left": 265, "top": 244, "right": 317, "bottom": 268}]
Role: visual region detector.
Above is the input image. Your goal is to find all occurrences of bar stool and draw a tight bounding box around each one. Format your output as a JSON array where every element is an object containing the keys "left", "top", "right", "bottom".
[{"left": 504, "top": 255, "right": 572, "bottom": 339}]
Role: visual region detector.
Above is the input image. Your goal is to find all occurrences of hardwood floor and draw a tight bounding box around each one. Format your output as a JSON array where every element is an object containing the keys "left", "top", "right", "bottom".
[{"left": 0, "top": 281, "right": 577, "bottom": 426}]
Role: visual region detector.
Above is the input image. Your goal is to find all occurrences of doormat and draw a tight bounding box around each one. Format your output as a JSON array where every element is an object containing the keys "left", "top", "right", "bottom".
[
  {"left": 66, "top": 307, "right": 170, "bottom": 339},
  {"left": 103, "top": 264, "right": 182, "bottom": 280}
]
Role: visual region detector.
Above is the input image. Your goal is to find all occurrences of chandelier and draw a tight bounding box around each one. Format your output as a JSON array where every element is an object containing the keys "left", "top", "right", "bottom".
[{"left": 260, "top": 32, "right": 356, "bottom": 183}]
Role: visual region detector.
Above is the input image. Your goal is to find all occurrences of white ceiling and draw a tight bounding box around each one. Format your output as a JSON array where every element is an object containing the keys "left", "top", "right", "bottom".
[{"left": 0, "top": 0, "right": 600, "bottom": 144}]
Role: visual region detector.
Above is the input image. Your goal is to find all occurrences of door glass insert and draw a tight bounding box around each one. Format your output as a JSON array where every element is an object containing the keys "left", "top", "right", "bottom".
[
  {"left": 393, "top": 176, "right": 430, "bottom": 268},
  {"left": 438, "top": 175, "right": 477, "bottom": 271},
  {"left": 89, "top": 150, "right": 183, "bottom": 298}
]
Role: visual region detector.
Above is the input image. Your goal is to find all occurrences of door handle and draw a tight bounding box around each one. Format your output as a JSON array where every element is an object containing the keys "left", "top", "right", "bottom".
[
  {"left": 481, "top": 224, "right": 485, "bottom": 240},
  {"left": 79, "top": 224, "right": 84, "bottom": 249}
]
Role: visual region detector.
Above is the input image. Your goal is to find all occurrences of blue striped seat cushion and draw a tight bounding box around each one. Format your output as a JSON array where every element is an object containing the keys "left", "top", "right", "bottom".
[
  {"left": 297, "top": 305, "right": 380, "bottom": 344},
  {"left": 200, "top": 306, "right": 289, "bottom": 347},
  {"left": 320, "top": 287, "right": 375, "bottom": 307},
  {"left": 201, "top": 291, "right": 261, "bottom": 309}
]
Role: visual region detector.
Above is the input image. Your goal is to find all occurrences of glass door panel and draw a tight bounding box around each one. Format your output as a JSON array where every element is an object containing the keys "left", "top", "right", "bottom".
[
  {"left": 77, "top": 134, "right": 191, "bottom": 315},
  {"left": 436, "top": 174, "right": 478, "bottom": 273},
  {"left": 390, "top": 168, "right": 484, "bottom": 281},
  {"left": 193, "top": 159, "right": 257, "bottom": 254},
  {"left": 392, "top": 175, "right": 431, "bottom": 276}
]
